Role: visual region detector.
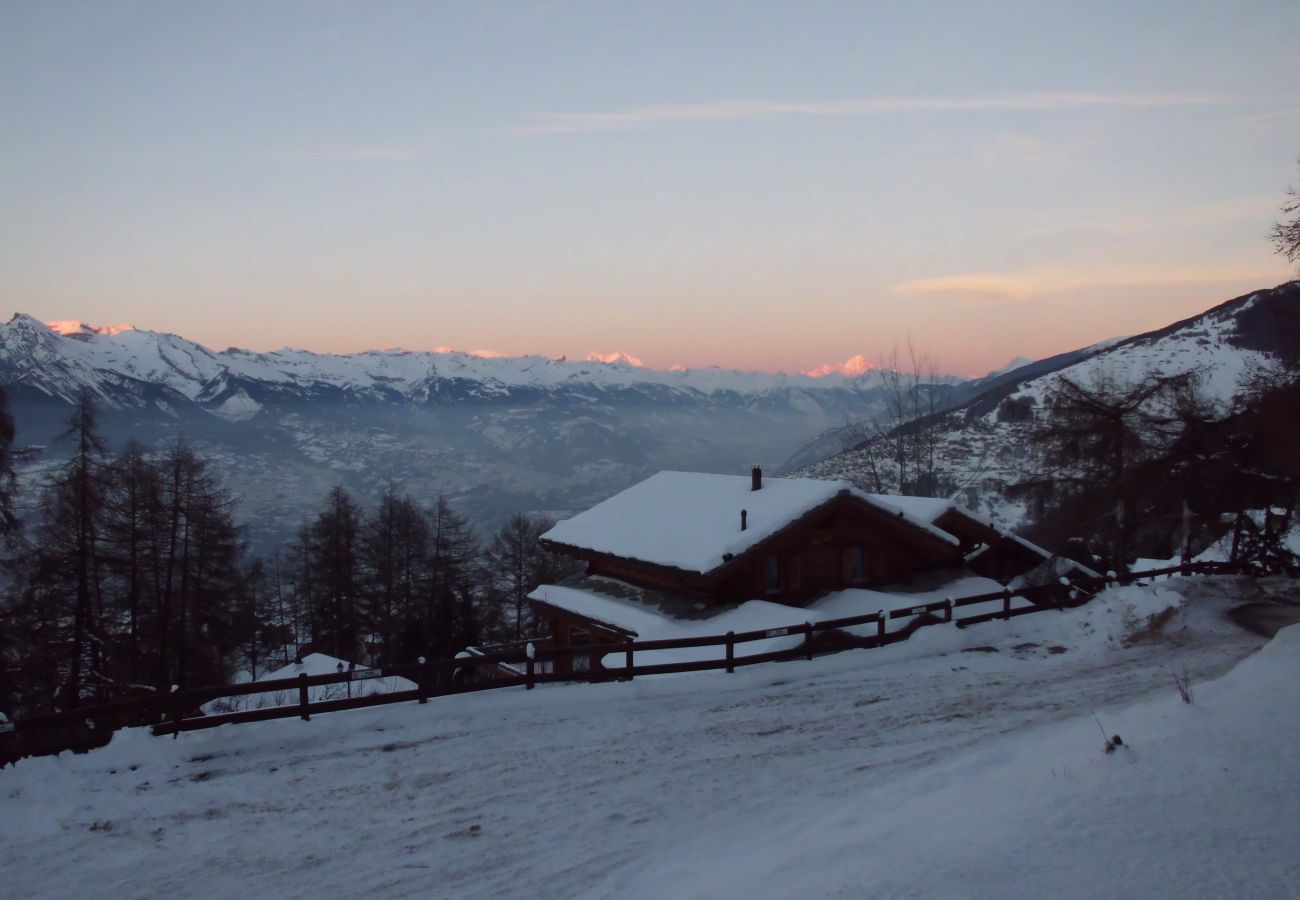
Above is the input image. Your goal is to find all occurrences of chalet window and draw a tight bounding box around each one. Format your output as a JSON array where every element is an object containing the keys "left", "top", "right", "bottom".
[
  {"left": 570, "top": 626, "right": 591, "bottom": 672},
  {"left": 763, "top": 555, "right": 782, "bottom": 594},
  {"left": 845, "top": 546, "right": 867, "bottom": 584}
]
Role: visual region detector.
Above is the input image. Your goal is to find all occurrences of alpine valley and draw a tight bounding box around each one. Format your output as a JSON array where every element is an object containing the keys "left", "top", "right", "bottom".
[
  {"left": 0, "top": 314, "right": 953, "bottom": 549},
  {"left": 4, "top": 279, "right": 1296, "bottom": 551}
]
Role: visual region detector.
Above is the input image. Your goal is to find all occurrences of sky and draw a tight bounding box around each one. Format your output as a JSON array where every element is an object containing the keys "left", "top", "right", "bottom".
[{"left": 1, "top": 1, "right": 1298, "bottom": 377}]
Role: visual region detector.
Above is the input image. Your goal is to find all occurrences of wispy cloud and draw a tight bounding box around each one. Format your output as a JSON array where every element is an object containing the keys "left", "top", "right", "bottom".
[
  {"left": 276, "top": 146, "right": 427, "bottom": 162},
  {"left": 510, "top": 92, "right": 1241, "bottom": 135},
  {"left": 1028, "top": 197, "right": 1282, "bottom": 239},
  {"left": 973, "top": 132, "right": 1083, "bottom": 171},
  {"left": 893, "top": 264, "right": 1285, "bottom": 306}
]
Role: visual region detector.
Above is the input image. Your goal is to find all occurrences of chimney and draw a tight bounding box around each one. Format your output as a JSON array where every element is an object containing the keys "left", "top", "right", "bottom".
[
  {"left": 741, "top": 508, "right": 748, "bottom": 531},
  {"left": 751, "top": 465, "right": 762, "bottom": 491}
]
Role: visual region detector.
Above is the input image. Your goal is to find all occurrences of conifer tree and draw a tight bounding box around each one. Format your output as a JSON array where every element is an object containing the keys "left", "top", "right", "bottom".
[
  {"left": 361, "top": 486, "right": 429, "bottom": 665},
  {"left": 307, "top": 486, "right": 363, "bottom": 660},
  {"left": 426, "top": 495, "right": 482, "bottom": 658},
  {"left": 484, "top": 513, "right": 574, "bottom": 642}
]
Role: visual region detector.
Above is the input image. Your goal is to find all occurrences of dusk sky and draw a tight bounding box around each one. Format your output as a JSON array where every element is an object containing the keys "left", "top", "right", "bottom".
[{"left": 2, "top": 1, "right": 1297, "bottom": 375}]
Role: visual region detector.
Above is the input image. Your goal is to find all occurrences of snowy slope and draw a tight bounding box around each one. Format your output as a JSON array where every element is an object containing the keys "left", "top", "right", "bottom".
[
  {"left": 1, "top": 576, "right": 1292, "bottom": 898},
  {"left": 799, "top": 280, "right": 1300, "bottom": 527}
]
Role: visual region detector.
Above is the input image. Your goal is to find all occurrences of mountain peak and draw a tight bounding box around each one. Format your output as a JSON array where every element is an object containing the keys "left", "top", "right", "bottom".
[
  {"left": 983, "top": 356, "right": 1033, "bottom": 379},
  {"left": 802, "top": 354, "right": 877, "bottom": 378},
  {"left": 45, "top": 319, "right": 137, "bottom": 336},
  {"left": 585, "top": 351, "right": 645, "bottom": 367}
]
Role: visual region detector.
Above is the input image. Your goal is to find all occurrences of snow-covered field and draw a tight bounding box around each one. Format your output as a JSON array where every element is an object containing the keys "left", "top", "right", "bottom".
[{"left": 3, "top": 577, "right": 1297, "bottom": 899}]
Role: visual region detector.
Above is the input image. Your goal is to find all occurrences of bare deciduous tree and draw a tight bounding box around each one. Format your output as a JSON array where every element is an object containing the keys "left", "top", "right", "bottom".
[
  {"left": 855, "top": 340, "right": 946, "bottom": 496},
  {"left": 1272, "top": 156, "right": 1300, "bottom": 269}
]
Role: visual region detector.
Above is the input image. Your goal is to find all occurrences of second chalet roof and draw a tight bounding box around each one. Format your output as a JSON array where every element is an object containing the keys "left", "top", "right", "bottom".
[{"left": 541, "top": 471, "right": 960, "bottom": 575}]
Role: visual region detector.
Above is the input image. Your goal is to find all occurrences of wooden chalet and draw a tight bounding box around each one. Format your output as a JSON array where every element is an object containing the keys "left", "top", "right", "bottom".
[{"left": 529, "top": 468, "right": 1076, "bottom": 672}]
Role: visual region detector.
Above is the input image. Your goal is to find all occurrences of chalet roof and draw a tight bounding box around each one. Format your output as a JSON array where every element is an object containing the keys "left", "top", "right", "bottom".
[{"left": 540, "top": 471, "right": 960, "bottom": 576}]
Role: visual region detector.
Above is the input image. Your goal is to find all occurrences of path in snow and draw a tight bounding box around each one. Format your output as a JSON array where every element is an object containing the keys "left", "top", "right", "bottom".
[{"left": 0, "top": 576, "right": 1287, "bottom": 899}]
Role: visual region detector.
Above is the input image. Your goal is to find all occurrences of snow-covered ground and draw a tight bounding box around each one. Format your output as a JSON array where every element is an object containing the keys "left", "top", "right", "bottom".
[
  {"left": 3, "top": 576, "right": 1297, "bottom": 899},
  {"left": 200, "top": 653, "right": 417, "bottom": 715}
]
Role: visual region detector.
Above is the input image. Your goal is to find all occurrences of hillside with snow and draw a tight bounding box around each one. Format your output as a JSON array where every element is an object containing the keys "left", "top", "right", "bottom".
[
  {"left": 797, "top": 280, "right": 1300, "bottom": 527},
  {"left": 2, "top": 575, "right": 1296, "bottom": 898}
]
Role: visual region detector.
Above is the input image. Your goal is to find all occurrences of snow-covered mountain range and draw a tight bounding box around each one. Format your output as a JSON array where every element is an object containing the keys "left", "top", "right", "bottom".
[
  {"left": 797, "top": 280, "right": 1300, "bottom": 526},
  {"left": 0, "top": 313, "right": 963, "bottom": 546},
  {"left": 0, "top": 313, "right": 905, "bottom": 411}
]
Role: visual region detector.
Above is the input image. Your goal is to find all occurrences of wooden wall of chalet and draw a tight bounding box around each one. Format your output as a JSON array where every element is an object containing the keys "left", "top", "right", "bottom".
[
  {"left": 712, "top": 501, "right": 956, "bottom": 607},
  {"left": 967, "top": 540, "right": 1049, "bottom": 584},
  {"left": 545, "top": 612, "right": 627, "bottom": 674}
]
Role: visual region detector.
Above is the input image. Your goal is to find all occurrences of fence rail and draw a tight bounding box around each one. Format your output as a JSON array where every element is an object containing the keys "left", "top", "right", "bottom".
[{"left": 0, "top": 560, "right": 1239, "bottom": 764}]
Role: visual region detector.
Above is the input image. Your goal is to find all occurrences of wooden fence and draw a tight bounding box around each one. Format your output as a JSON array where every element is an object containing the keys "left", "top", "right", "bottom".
[{"left": 0, "top": 560, "right": 1239, "bottom": 765}]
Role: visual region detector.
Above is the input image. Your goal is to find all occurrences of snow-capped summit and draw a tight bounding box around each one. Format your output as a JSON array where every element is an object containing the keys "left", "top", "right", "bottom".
[
  {"left": 45, "top": 320, "right": 138, "bottom": 337},
  {"left": 584, "top": 351, "right": 645, "bottom": 367},
  {"left": 983, "top": 356, "right": 1033, "bottom": 379}
]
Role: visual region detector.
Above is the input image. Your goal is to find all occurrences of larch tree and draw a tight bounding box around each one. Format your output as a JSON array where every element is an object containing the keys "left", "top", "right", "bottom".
[
  {"left": 484, "top": 513, "right": 577, "bottom": 642},
  {"left": 307, "top": 486, "right": 363, "bottom": 661},
  {"left": 361, "top": 486, "right": 429, "bottom": 666},
  {"left": 425, "top": 495, "right": 482, "bottom": 659},
  {"left": 1025, "top": 369, "right": 1208, "bottom": 573},
  {"left": 1271, "top": 156, "right": 1300, "bottom": 270}
]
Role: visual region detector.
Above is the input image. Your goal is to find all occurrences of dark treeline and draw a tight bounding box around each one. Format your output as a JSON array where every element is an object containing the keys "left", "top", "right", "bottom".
[
  {"left": 0, "top": 391, "right": 577, "bottom": 720},
  {"left": 1017, "top": 362, "right": 1300, "bottom": 574}
]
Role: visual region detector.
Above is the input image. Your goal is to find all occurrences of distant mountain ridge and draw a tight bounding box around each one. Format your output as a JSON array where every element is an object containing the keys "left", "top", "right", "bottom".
[{"left": 0, "top": 313, "right": 903, "bottom": 413}]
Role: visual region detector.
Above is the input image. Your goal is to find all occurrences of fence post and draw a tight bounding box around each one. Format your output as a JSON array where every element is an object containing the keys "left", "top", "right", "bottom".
[
  {"left": 525, "top": 643, "right": 535, "bottom": 691},
  {"left": 624, "top": 642, "right": 634, "bottom": 681},
  {"left": 726, "top": 631, "right": 735, "bottom": 674},
  {"left": 298, "top": 673, "right": 310, "bottom": 721},
  {"left": 804, "top": 622, "right": 814, "bottom": 660},
  {"left": 876, "top": 610, "right": 885, "bottom": 645},
  {"left": 417, "top": 656, "right": 428, "bottom": 704},
  {"left": 1002, "top": 589, "right": 1012, "bottom": 620},
  {"left": 943, "top": 598, "right": 952, "bottom": 623},
  {"left": 169, "top": 684, "right": 181, "bottom": 740}
]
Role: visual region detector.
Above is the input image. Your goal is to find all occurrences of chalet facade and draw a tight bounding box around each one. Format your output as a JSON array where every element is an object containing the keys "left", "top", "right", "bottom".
[{"left": 529, "top": 468, "right": 1084, "bottom": 671}]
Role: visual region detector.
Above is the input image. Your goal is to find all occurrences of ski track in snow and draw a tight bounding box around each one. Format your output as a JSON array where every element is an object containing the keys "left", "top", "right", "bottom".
[{"left": 1, "top": 578, "right": 1294, "bottom": 899}]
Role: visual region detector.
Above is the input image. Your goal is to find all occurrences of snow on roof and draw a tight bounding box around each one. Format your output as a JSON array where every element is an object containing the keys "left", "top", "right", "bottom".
[
  {"left": 259, "top": 652, "right": 361, "bottom": 681},
  {"left": 530, "top": 583, "right": 693, "bottom": 637},
  {"left": 530, "top": 573, "right": 1006, "bottom": 665},
  {"left": 541, "top": 471, "right": 959, "bottom": 574},
  {"left": 866, "top": 494, "right": 1004, "bottom": 533},
  {"left": 866, "top": 494, "right": 956, "bottom": 524},
  {"left": 200, "top": 653, "right": 416, "bottom": 715}
]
